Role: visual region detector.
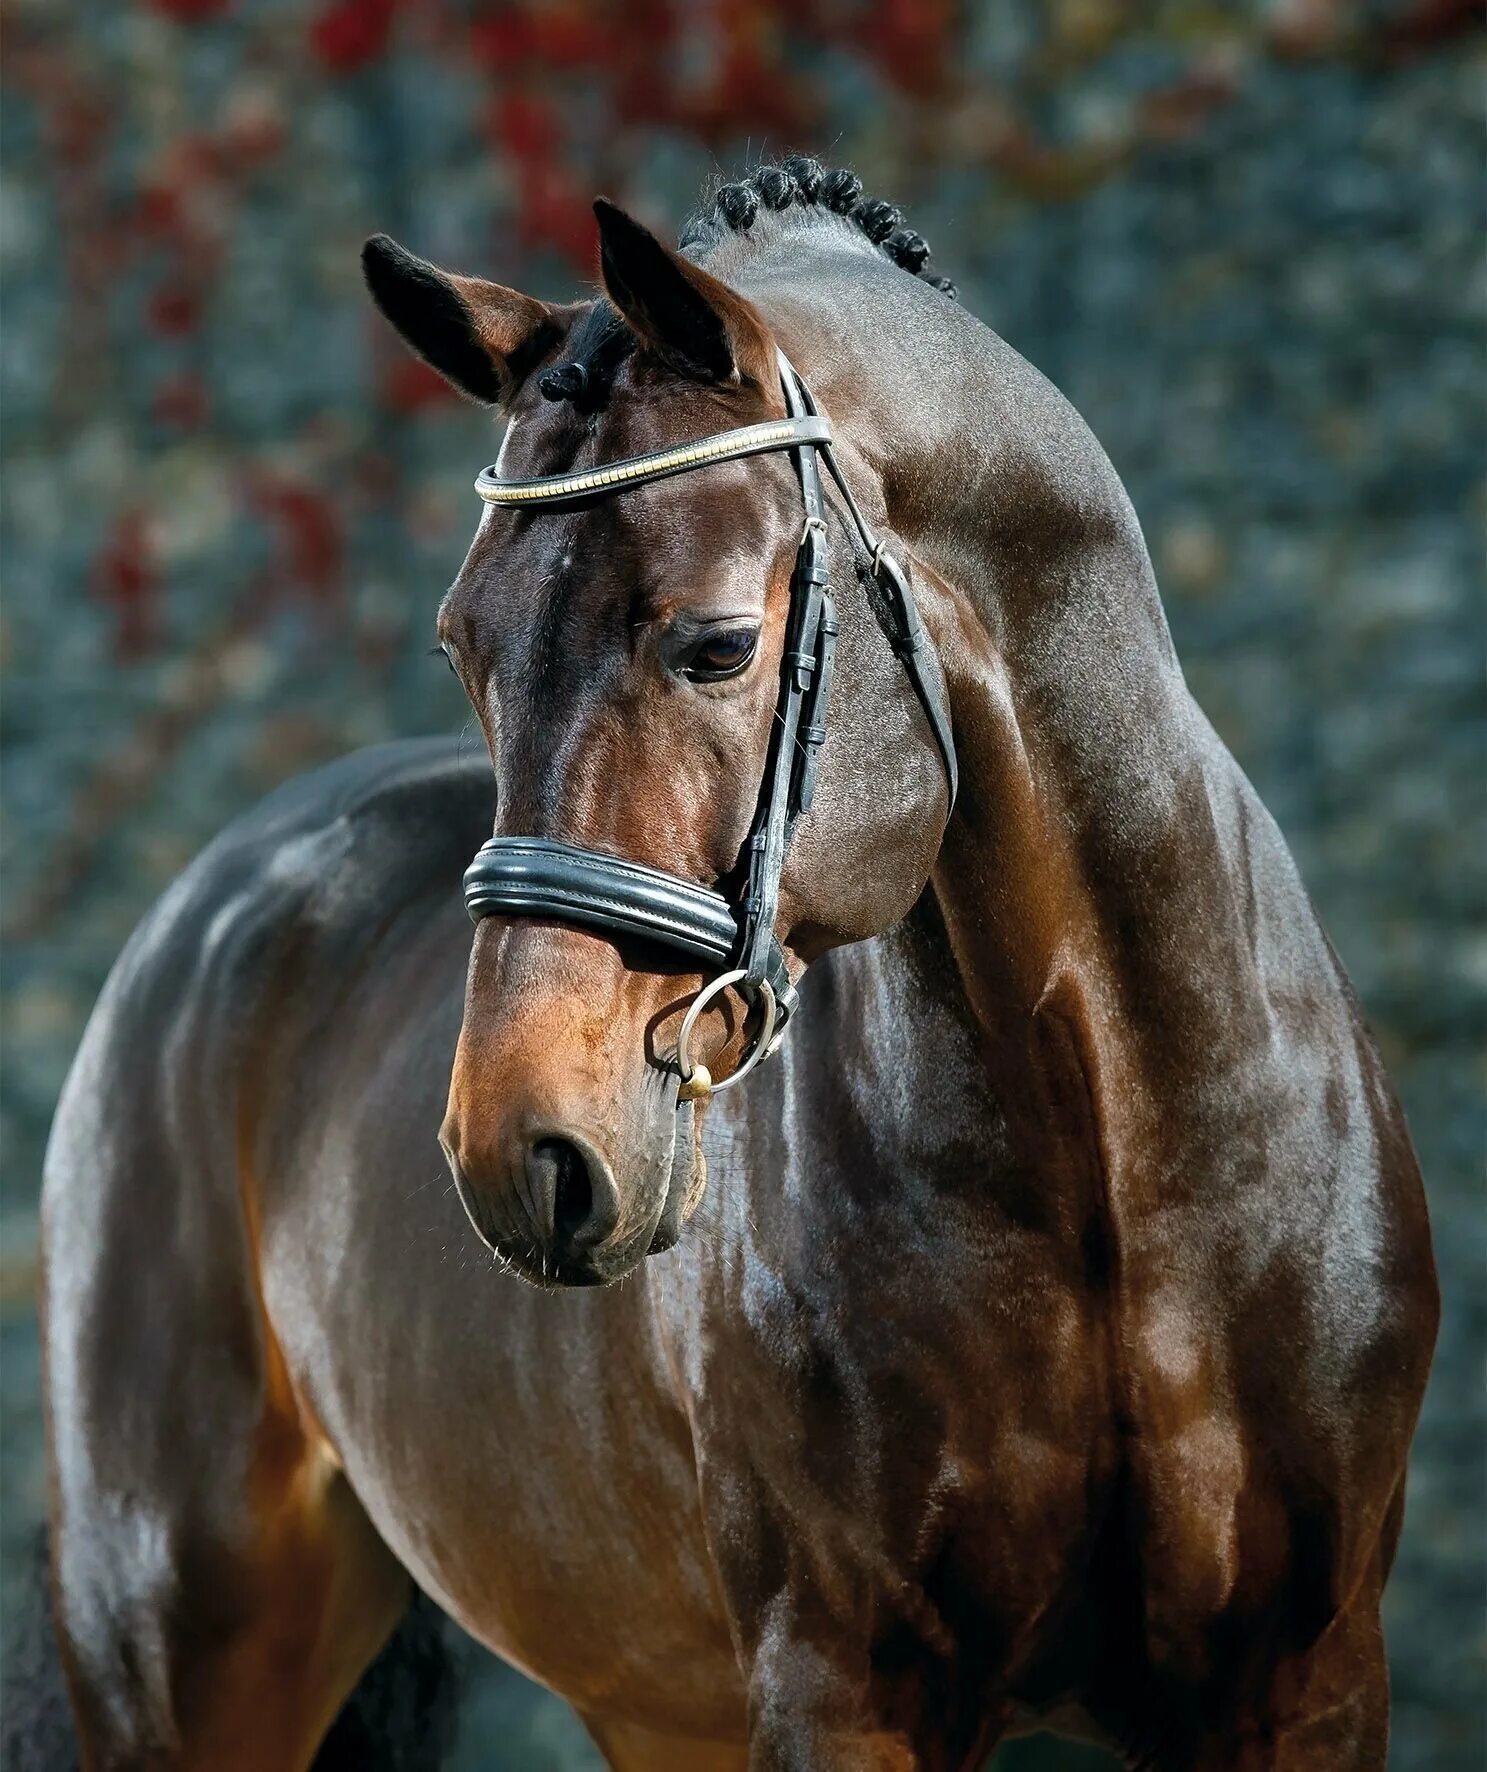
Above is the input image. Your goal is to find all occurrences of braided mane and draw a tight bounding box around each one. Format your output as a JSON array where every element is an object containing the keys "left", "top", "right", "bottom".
[
  {"left": 679, "top": 156, "right": 958, "bottom": 301},
  {"left": 537, "top": 159, "right": 953, "bottom": 408}
]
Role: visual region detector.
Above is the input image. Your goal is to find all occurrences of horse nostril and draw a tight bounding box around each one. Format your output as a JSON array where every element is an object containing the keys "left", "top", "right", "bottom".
[
  {"left": 537, "top": 1138, "right": 590, "bottom": 1242},
  {"left": 525, "top": 1136, "right": 618, "bottom": 1258}
]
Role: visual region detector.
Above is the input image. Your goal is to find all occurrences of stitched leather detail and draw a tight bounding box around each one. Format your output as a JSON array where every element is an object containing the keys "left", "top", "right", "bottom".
[
  {"left": 464, "top": 838, "right": 739, "bottom": 967},
  {"left": 475, "top": 416, "right": 834, "bottom": 507}
]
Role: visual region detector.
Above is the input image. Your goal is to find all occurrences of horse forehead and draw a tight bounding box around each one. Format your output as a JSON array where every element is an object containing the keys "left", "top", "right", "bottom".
[
  {"left": 451, "top": 498, "right": 626, "bottom": 621},
  {"left": 458, "top": 458, "right": 783, "bottom": 624},
  {"left": 495, "top": 380, "right": 710, "bottom": 479}
]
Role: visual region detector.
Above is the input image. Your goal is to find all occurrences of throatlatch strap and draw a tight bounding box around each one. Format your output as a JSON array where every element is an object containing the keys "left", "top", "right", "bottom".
[{"left": 814, "top": 446, "right": 959, "bottom": 810}]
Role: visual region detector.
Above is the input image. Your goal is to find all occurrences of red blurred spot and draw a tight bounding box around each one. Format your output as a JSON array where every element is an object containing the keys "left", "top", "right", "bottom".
[
  {"left": 492, "top": 91, "right": 559, "bottom": 160},
  {"left": 861, "top": 0, "right": 952, "bottom": 97},
  {"left": 530, "top": 7, "right": 610, "bottom": 68},
  {"left": 516, "top": 161, "right": 595, "bottom": 269},
  {"left": 148, "top": 0, "right": 231, "bottom": 18},
  {"left": 670, "top": 1, "right": 800, "bottom": 139},
  {"left": 160, "top": 131, "right": 225, "bottom": 189},
  {"left": 134, "top": 181, "right": 183, "bottom": 237},
  {"left": 382, "top": 354, "right": 461, "bottom": 414},
  {"left": 148, "top": 285, "right": 201, "bottom": 337},
  {"left": 469, "top": 6, "right": 535, "bottom": 69},
  {"left": 247, "top": 476, "right": 344, "bottom": 606},
  {"left": 1378, "top": 0, "right": 1485, "bottom": 60},
  {"left": 153, "top": 373, "right": 209, "bottom": 430},
  {"left": 53, "top": 91, "right": 110, "bottom": 172},
  {"left": 93, "top": 511, "right": 159, "bottom": 659},
  {"left": 311, "top": 0, "right": 397, "bottom": 73},
  {"left": 614, "top": 61, "right": 672, "bottom": 128},
  {"left": 223, "top": 103, "right": 286, "bottom": 167}
]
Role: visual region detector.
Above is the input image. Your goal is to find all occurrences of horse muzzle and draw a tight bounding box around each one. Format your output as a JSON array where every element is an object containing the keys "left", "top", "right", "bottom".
[{"left": 441, "top": 922, "right": 700, "bottom": 1286}]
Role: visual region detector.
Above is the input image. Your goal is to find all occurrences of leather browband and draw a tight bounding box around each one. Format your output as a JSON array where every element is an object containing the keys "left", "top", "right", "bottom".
[{"left": 475, "top": 416, "right": 834, "bottom": 507}]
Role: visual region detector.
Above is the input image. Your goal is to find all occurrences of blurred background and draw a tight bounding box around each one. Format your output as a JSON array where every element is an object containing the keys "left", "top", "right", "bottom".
[{"left": 1, "top": 1, "right": 1481, "bottom": 1766}]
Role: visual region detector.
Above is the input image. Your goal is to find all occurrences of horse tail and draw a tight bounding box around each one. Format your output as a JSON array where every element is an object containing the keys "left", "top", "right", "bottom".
[{"left": 0, "top": 1528, "right": 467, "bottom": 1771}]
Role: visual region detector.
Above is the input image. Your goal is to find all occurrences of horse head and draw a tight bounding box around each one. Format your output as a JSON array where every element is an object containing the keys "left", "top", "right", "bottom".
[{"left": 365, "top": 191, "right": 954, "bottom": 1285}]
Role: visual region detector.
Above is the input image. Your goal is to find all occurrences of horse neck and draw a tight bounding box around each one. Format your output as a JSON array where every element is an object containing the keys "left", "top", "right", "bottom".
[{"left": 763, "top": 251, "right": 1310, "bottom": 1202}]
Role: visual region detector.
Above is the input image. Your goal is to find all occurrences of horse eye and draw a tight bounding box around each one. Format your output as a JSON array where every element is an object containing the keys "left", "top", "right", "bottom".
[{"left": 685, "top": 628, "right": 758, "bottom": 682}]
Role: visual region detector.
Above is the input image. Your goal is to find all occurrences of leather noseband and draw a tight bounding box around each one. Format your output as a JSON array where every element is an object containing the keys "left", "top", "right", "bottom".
[{"left": 462, "top": 351, "right": 957, "bottom": 1098}]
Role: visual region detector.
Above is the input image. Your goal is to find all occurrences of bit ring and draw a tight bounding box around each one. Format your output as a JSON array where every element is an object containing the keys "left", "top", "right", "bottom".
[{"left": 675, "top": 971, "right": 777, "bottom": 1099}]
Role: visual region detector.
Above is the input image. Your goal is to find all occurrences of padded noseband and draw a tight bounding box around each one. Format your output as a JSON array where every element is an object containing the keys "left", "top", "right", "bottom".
[
  {"left": 462, "top": 351, "right": 956, "bottom": 1097},
  {"left": 464, "top": 840, "right": 738, "bottom": 969},
  {"left": 462, "top": 839, "right": 795, "bottom": 1014}
]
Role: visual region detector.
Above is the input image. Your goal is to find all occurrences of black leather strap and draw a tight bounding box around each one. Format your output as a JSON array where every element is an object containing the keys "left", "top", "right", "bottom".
[
  {"left": 463, "top": 837, "right": 795, "bottom": 1013},
  {"left": 464, "top": 838, "right": 738, "bottom": 967},
  {"left": 867, "top": 546, "right": 959, "bottom": 809},
  {"left": 785, "top": 368, "right": 839, "bottom": 820},
  {"left": 813, "top": 442, "right": 959, "bottom": 810},
  {"left": 736, "top": 359, "right": 830, "bottom": 989}
]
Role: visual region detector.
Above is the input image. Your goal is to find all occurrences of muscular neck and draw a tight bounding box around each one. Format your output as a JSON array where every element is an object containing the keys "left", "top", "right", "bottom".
[{"left": 778, "top": 259, "right": 1296, "bottom": 1206}]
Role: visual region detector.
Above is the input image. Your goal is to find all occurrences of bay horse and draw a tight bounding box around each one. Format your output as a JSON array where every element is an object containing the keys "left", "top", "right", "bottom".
[{"left": 38, "top": 159, "right": 1436, "bottom": 1769}]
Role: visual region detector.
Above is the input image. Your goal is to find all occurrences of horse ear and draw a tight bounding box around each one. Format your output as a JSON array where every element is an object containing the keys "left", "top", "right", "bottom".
[
  {"left": 361, "top": 235, "right": 563, "bottom": 405},
  {"left": 593, "top": 198, "right": 775, "bottom": 389}
]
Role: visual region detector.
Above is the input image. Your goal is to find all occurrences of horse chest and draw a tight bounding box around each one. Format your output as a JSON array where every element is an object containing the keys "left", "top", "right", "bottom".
[{"left": 682, "top": 1204, "right": 1120, "bottom": 1662}]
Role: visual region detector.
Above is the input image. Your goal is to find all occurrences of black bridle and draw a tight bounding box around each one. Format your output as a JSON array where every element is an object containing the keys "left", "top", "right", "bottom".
[{"left": 463, "top": 351, "right": 957, "bottom": 1098}]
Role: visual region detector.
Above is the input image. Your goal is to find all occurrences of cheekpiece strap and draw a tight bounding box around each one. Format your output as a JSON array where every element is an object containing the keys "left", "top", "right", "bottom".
[{"left": 735, "top": 354, "right": 836, "bottom": 993}]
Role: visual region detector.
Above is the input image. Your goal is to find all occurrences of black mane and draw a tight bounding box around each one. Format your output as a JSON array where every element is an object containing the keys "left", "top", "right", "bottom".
[
  {"left": 679, "top": 156, "right": 957, "bottom": 301},
  {"left": 537, "top": 159, "right": 955, "bottom": 410}
]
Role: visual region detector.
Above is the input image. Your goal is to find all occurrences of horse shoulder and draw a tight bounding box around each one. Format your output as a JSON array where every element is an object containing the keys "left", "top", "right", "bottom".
[{"left": 40, "top": 740, "right": 488, "bottom": 1761}]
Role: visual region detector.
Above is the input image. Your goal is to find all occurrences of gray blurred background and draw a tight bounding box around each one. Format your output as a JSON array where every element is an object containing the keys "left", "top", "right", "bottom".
[{"left": 1, "top": 1, "right": 1481, "bottom": 1765}]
